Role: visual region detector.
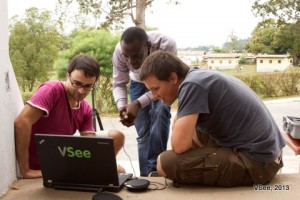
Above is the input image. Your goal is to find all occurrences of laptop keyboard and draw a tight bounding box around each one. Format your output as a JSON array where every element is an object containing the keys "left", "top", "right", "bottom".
[{"left": 118, "top": 173, "right": 133, "bottom": 184}]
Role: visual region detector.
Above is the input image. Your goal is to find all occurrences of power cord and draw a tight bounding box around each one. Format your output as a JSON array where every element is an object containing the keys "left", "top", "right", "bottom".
[
  {"left": 102, "top": 120, "right": 168, "bottom": 194},
  {"left": 148, "top": 179, "right": 168, "bottom": 191},
  {"left": 111, "top": 120, "right": 168, "bottom": 191},
  {"left": 122, "top": 146, "right": 137, "bottom": 178},
  {"left": 109, "top": 120, "right": 138, "bottom": 178},
  {"left": 122, "top": 145, "right": 168, "bottom": 191}
]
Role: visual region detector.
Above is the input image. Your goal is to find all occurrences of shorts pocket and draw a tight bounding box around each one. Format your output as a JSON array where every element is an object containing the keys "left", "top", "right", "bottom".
[
  {"left": 177, "top": 152, "right": 218, "bottom": 185},
  {"left": 258, "top": 161, "right": 283, "bottom": 184}
]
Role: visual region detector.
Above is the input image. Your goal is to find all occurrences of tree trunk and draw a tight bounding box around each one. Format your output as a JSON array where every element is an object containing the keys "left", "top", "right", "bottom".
[
  {"left": 135, "top": 0, "right": 146, "bottom": 29},
  {"left": 22, "top": 79, "right": 25, "bottom": 92}
]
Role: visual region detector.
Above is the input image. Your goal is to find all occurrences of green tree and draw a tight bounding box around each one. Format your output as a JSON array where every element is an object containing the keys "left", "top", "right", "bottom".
[
  {"left": 252, "top": 0, "right": 300, "bottom": 23},
  {"left": 56, "top": 0, "right": 179, "bottom": 30},
  {"left": 226, "top": 31, "right": 239, "bottom": 53},
  {"left": 272, "top": 23, "right": 293, "bottom": 53},
  {"left": 246, "top": 19, "right": 300, "bottom": 60},
  {"left": 238, "top": 55, "right": 247, "bottom": 65},
  {"left": 252, "top": 0, "right": 300, "bottom": 61},
  {"left": 212, "top": 47, "right": 227, "bottom": 53},
  {"left": 55, "top": 28, "right": 120, "bottom": 113},
  {"left": 273, "top": 20, "right": 300, "bottom": 60},
  {"left": 222, "top": 36, "right": 249, "bottom": 54},
  {"left": 244, "top": 19, "right": 279, "bottom": 54},
  {"left": 9, "top": 7, "right": 61, "bottom": 92}
]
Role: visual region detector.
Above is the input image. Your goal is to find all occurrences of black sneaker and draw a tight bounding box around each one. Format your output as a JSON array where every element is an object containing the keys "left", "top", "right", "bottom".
[{"left": 148, "top": 171, "right": 160, "bottom": 177}]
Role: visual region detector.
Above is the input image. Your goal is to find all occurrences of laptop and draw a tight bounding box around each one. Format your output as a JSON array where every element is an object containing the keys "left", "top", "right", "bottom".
[{"left": 35, "top": 134, "right": 133, "bottom": 192}]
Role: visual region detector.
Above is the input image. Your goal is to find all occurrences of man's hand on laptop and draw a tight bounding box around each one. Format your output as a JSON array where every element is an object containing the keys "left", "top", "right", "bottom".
[{"left": 22, "top": 169, "right": 42, "bottom": 179}]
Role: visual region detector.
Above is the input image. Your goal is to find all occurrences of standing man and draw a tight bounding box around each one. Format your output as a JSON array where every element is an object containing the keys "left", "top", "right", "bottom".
[
  {"left": 112, "top": 27, "right": 177, "bottom": 176},
  {"left": 140, "top": 50, "right": 285, "bottom": 186},
  {"left": 15, "top": 54, "right": 125, "bottom": 179}
]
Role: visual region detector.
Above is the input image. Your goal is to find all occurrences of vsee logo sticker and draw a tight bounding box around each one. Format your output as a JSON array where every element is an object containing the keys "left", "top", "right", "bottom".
[{"left": 57, "top": 146, "right": 91, "bottom": 158}]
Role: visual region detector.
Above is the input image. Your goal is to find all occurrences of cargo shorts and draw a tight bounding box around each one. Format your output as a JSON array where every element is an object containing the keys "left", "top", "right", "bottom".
[{"left": 160, "top": 132, "right": 283, "bottom": 187}]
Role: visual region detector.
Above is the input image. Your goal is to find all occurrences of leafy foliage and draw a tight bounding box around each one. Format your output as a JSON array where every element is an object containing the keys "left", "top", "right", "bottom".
[
  {"left": 235, "top": 69, "right": 300, "bottom": 98},
  {"left": 252, "top": 0, "right": 300, "bottom": 23},
  {"left": 244, "top": 19, "right": 279, "bottom": 54},
  {"left": 9, "top": 7, "right": 61, "bottom": 92},
  {"left": 56, "top": 0, "right": 157, "bottom": 29},
  {"left": 251, "top": 1, "right": 300, "bottom": 61},
  {"left": 245, "top": 18, "right": 300, "bottom": 61},
  {"left": 55, "top": 28, "right": 120, "bottom": 113},
  {"left": 222, "top": 32, "right": 249, "bottom": 53}
]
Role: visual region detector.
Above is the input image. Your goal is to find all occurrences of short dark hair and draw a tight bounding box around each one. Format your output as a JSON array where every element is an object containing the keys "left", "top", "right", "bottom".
[
  {"left": 121, "top": 27, "right": 148, "bottom": 44},
  {"left": 140, "top": 50, "right": 189, "bottom": 81},
  {"left": 67, "top": 54, "right": 100, "bottom": 81}
]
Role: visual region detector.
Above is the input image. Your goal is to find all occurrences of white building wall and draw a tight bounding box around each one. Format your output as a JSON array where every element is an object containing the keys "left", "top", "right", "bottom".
[
  {"left": 0, "top": 0, "right": 24, "bottom": 196},
  {"left": 207, "top": 58, "right": 239, "bottom": 70},
  {"left": 257, "top": 57, "right": 292, "bottom": 72},
  {"left": 179, "top": 56, "right": 192, "bottom": 65},
  {"left": 179, "top": 55, "right": 202, "bottom": 66}
]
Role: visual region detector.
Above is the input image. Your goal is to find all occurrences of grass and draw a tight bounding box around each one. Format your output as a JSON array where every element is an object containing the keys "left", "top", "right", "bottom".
[
  {"left": 218, "top": 64, "right": 256, "bottom": 75},
  {"left": 260, "top": 94, "right": 300, "bottom": 101},
  {"left": 216, "top": 64, "right": 300, "bottom": 76}
]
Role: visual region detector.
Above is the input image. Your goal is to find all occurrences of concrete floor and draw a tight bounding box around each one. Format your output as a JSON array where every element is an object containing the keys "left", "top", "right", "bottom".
[{"left": 2, "top": 174, "right": 300, "bottom": 200}]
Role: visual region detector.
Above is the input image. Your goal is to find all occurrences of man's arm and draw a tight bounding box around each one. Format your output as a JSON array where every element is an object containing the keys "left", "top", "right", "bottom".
[
  {"left": 14, "top": 104, "right": 44, "bottom": 178},
  {"left": 171, "top": 113, "right": 198, "bottom": 154},
  {"left": 112, "top": 43, "right": 130, "bottom": 109},
  {"left": 80, "top": 132, "right": 96, "bottom": 136},
  {"left": 79, "top": 102, "right": 96, "bottom": 136}
]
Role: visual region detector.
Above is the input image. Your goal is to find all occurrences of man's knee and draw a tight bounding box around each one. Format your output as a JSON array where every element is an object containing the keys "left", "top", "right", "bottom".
[
  {"left": 157, "top": 154, "right": 166, "bottom": 177},
  {"left": 108, "top": 129, "right": 124, "bottom": 141},
  {"left": 157, "top": 150, "right": 178, "bottom": 179},
  {"left": 108, "top": 130, "right": 125, "bottom": 152}
]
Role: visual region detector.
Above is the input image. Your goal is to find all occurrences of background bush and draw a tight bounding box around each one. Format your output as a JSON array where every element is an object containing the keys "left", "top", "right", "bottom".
[{"left": 235, "top": 69, "right": 300, "bottom": 98}]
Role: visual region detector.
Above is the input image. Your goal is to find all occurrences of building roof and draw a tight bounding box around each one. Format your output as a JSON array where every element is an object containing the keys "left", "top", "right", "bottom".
[
  {"left": 205, "top": 53, "right": 240, "bottom": 58},
  {"left": 256, "top": 54, "right": 291, "bottom": 58},
  {"left": 178, "top": 50, "right": 205, "bottom": 56}
]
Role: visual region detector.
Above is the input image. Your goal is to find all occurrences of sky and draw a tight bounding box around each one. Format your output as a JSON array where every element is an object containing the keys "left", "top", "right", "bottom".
[{"left": 7, "top": 0, "right": 261, "bottom": 48}]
